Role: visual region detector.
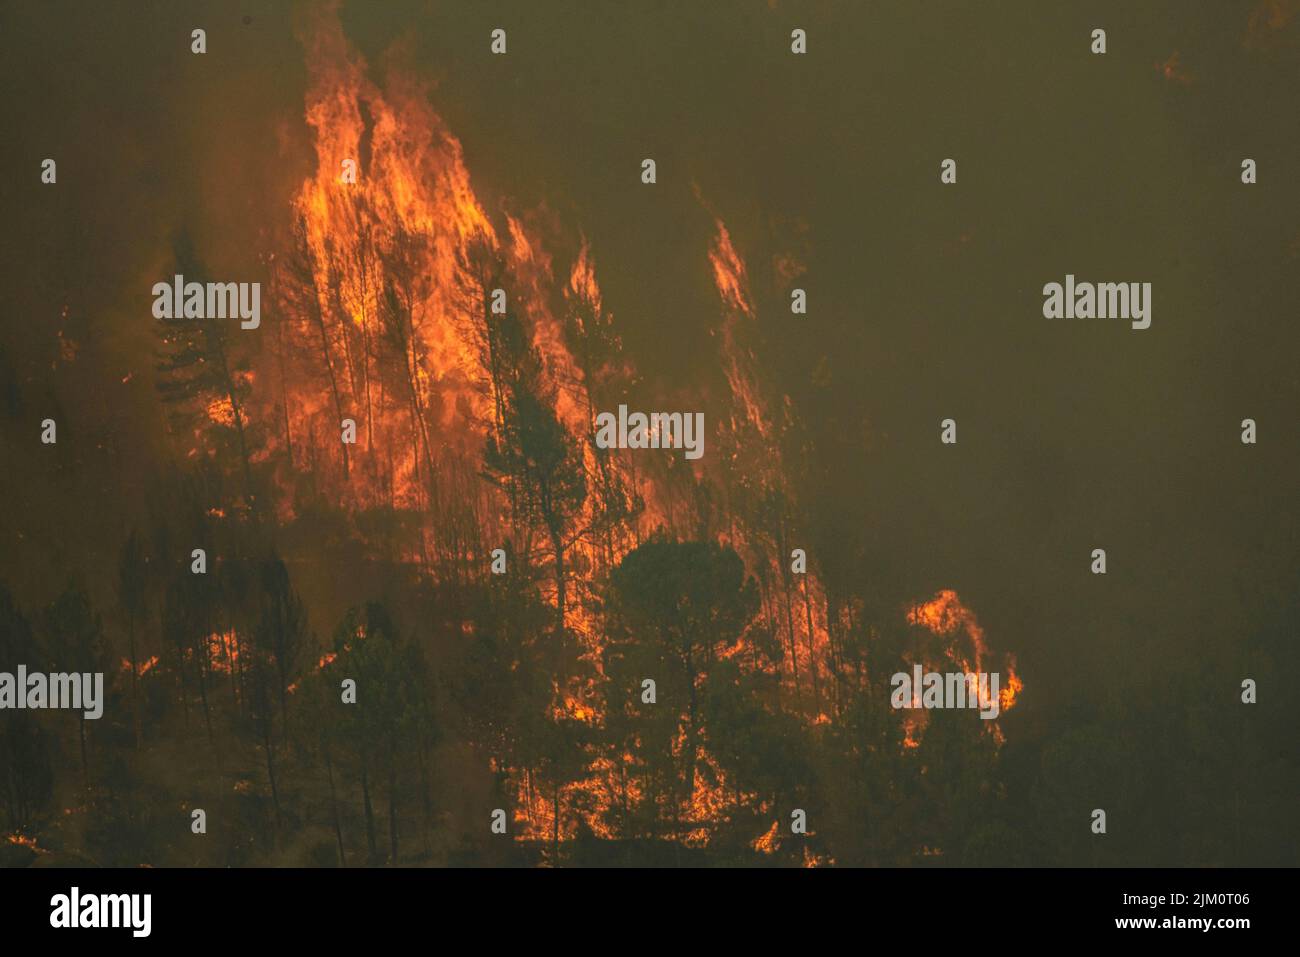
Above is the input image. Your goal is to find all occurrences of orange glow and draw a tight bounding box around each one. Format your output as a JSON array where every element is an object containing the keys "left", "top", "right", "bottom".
[
  {"left": 708, "top": 217, "right": 754, "bottom": 320},
  {"left": 1000, "top": 660, "right": 1024, "bottom": 712},
  {"left": 1246, "top": 1, "right": 1300, "bottom": 47},
  {"left": 1155, "top": 52, "right": 1193, "bottom": 86},
  {"left": 205, "top": 630, "right": 239, "bottom": 675},
  {"left": 905, "top": 589, "right": 1024, "bottom": 744},
  {"left": 120, "top": 655, "right": 160, "bottom": 675},
  {"left": 908, "top": 588, "right": 979, "bottom": 640},
  {"left": 206, "top": 396, "right": 236, "bottom": 428},
  {"left": 568, "top": 240, "right": 603, "bottom": 317},
  {"left": 239, "top": 7, "right": 1029, "bottom": 857},
  {"left": 682, "top": 748, "right": 750, "bottom": 848},
  {"left": 907, "top": 588, "right": 990, "bottom": 673},
  {"left": 752, "top": 820, "right": 779, "bottom": 854},
  {"left": 276, "top": 1, "right": 670, "bottom": 570},
  {"left": 706, "top": 212, "right": 772, "bottom": 445},
  {"left": 803, "top": 846, "right": 833, "bottom": 867},
  {"left": 5, "top": 832, "right": 46, "bottom": 854},
  {"left": 552, "top": 683, "right": 599, "bottom": 725}
]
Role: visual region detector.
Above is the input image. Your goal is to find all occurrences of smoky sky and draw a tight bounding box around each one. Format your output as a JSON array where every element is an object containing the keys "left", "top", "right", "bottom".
[{"left": 2, "top": 0, "right": 1297, "bottom": 759}]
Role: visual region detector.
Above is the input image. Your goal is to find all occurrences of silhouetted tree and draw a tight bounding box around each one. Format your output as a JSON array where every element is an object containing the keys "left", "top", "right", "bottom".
[
  {"left": 0, "top": 585, "right": 55, "bottom": 829},
  {"left": 324, "top": 602, "right": 429, "bottom": 865},
  {"left": 155, "top": 230, "right": 259, "bottom": 515},
  {"left": 118, "top": 529, "right": 148, "bottom": 748},
  {"left": 607, "top": 537, "right": 758, "bottom": 837},
  {"left": 39, "top": 582, "right": 110, "bottom": 791}
]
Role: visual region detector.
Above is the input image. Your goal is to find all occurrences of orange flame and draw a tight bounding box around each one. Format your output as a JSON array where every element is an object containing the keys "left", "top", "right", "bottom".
[{"left": 905, "top": 589, "right": 1023, "bottom": 745}]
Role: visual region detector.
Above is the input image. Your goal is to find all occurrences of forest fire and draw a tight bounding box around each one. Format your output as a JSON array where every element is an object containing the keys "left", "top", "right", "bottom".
[
  {"left": 1, "top": 0, "right": 1291, "bottom": 889},
  {"left": 0, "top": 2, "right": 1049, "bottom": 871}
]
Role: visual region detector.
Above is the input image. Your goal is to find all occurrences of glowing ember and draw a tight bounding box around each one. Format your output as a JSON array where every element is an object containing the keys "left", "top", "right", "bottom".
[
  {"left": 752, "top": 821, "right": 779, "bottom": 854},
  {"left": 5, "top": 832, "right": 47, "bottom": 855},
  {"left": 119, "top": 655, "right": 160, "bottom": 675}
]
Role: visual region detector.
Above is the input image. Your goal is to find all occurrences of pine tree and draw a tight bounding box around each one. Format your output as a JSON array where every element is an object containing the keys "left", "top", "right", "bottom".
[
  {"left": 155, "top": 230, "right": 259, "bottom": 515},
  {"left": 39, "top": 582, "right": 110, "bottom": 792}
]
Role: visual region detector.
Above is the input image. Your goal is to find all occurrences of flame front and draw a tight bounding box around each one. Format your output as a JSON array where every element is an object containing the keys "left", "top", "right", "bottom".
[{"left": 160, "top": 5, "right": 1029, "bottom": 861}]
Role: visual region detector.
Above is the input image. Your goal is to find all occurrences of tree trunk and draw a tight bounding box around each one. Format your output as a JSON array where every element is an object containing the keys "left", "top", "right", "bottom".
[
  {"left": 276, "top": 654, "right": 290, "bottom": 744},
  {"left": 126, "top": 616, "right": 142, "bottom": 749},
  {"left": 324, "top": 738, "right": 346, "bottom": 866},
  {"left": 684, "top": 647, "right": 699, "bottom": 801},
  {"left": 78, "top": 714, "right": 89, "bottom": 792},
  {"left": 417, "top": 738, "right": 433, "bottom": 856},
  {"left": 310, "top": 288, "right": 349, "bottom": 479},
  {"left": 264, "top": 726, "right": 282, "bottom": 830},
  {"left": 275, "top": 313, "right": 294, "bottom": 470},
  {"left": 551, "top": 529, "right": 566, "bottom": 651},
  {"left": 360, "top": 761, "right": 378, "bottom": 864},
  {"left": 196, "top": 655, "right": 215, "bottom": 749},
  {"left": 780, "top": 567, "right": 801, "bottom": 701},
  {"left": 801, "top": 575, "right": 822, "bottom": 712},
  {"left": 387, "top": 740, "right": 399, "bottom": 865},
  {"left": 210, "top": 328, "right": 257, "bottom": 516},
  {"left": 551, "top": 779, "right": 561, "bottom": 865}
]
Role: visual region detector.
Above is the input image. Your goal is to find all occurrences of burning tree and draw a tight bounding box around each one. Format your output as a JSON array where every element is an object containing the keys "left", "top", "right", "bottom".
[
  {"left": 7, "top": 4, "right": 1043, "bottom": 869},
  {"left": 155, "top": 230, "right": 260, "bottom": 518},
  {"left": 605, "top": 537, "right": 759, "bottom": 841}
]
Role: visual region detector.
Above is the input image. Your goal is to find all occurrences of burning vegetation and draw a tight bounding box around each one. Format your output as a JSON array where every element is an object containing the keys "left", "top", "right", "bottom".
[{"left": 1, "top": 5, "right": 1030, "bottom": 868}]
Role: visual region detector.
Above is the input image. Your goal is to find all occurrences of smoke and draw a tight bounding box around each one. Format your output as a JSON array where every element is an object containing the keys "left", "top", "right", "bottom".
[{"left": 2, "top": 0, "right": 1297, "bottom": 778}]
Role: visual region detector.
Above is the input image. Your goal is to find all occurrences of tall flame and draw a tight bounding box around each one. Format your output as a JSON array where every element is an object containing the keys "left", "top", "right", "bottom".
[{"left": 221, "top": 6, "right": 1029, "bottom": 854}]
